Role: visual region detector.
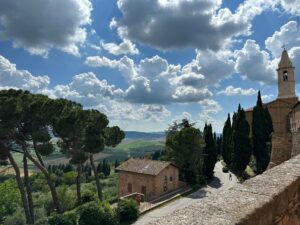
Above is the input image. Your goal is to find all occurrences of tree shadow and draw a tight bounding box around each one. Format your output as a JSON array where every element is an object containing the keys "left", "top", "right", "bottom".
[{"left": 207, "top": 177, "right": 222, "bottom": 189}]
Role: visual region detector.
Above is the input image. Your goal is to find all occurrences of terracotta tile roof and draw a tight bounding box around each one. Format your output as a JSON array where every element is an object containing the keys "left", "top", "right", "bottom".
[{"left": 116, "top": 158, "right": 176, "bottom": 176}]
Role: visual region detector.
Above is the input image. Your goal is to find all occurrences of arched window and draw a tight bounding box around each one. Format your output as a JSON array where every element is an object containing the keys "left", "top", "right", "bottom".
[{"left": 283, "top": 71, "right": 288, "bottom": 81}]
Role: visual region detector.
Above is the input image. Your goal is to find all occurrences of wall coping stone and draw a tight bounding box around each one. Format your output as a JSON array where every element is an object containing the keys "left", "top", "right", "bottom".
[{"left": 148, "top": 154, "right": 300, "bottom": 225}]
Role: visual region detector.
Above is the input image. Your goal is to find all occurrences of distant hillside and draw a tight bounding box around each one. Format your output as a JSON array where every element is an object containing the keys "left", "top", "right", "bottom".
[{"left": 125, "top": 131, "right": 165, "bottom": 139}]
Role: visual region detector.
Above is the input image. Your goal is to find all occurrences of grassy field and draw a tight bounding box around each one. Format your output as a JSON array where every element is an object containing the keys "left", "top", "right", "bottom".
[{"left": 2, "top": 138, "right": 165, "bottom": 173}]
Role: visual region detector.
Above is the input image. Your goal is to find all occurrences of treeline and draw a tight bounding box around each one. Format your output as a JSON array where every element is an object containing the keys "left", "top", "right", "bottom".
[
  {"left": 0, "top": 89, "right": 125, "bottom": 225},
  {"left": 164, "top": 119, "right": 218, "bottom": 185},
  {"left": 222, "top": 91, "right": 273, "bottom": 175}
]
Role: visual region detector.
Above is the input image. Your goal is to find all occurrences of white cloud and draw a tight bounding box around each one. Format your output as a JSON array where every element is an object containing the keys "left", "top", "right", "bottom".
[
  {"left": 0, "top": 0, "right": 92, "bottom": 56},
  {"left": 200, "top": 99, "right": 223, "bottom": 115},
  {"left": 279, "top": 0, "right": 300, "bottom": 16},
  {"left": 199, "top": 99, "right": 224, "bottom": 132},
  {"left": 235, "top": 39, "right": 276, "bottom": 84},
  {"left": 217, "top": 85, "right": 257, "bottom": 96},
  {"left": 101, "top": 39, "right": 139, "bottom": 55},
  {"left": 0, "top": 55, "right": 50, "bottom": 91},
  {"left": 53, "top": 72, "right": 123, "bottom": 107},
  {"left": 85, "top": 54, "right": 214, "bottom": 104},
  {"left": 84, "top": 56, "right": 120, "bottom": 68},
  {"left": 114, "top": 0, "right": 254, "bottom": 51},
  {"left": 261, "top": 94, "right": 275, "bottom": 101},
  {"left": 265, "top": 21, "right": 300, "bottom": 57}
]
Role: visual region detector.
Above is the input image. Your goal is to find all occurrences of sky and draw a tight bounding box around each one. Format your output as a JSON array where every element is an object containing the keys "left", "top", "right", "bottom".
[{"left": 1, "top": 0, "right": 300, "bottom": 133}]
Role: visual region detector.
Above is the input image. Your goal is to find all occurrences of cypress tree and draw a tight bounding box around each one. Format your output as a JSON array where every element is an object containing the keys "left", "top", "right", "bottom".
[
  {"left": 252, "top": 91, "right": 271, "bottom": 173},
  {"left": 203, "top": 124, "right": 218, "bottom": 178},
  {"left": 232, "top": 105, "right": 252, "bottom": 172},
  {"left": 222, "top": 114, "right": 232, "bottom": 165}
]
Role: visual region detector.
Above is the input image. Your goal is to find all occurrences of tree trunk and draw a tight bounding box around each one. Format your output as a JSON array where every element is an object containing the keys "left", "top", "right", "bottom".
[
  {"left": 23, "top": 155, "right": 34, "bottom": 224},
  {"left": 76, "top": 164, "right": 82, "bottom": 205},
  {"left": 33, "top": 140, "right": 45, "bottom": 167},
  {"left": 7, "top": 152, "right": 33, "bottom": 225},
  {"left": 24, "top": 150, "right": 62, "bottom": 213},
  {"left": 89, "top": 154, "right": 103, "bottom": 201}
]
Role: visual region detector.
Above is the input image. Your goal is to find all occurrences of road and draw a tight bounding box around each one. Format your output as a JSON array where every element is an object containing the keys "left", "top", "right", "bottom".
[{"left": 134, "top": 161, "right": 238, "bottom": 225}]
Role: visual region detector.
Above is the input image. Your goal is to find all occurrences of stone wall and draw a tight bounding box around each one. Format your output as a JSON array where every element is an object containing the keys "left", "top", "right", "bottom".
[
  {"left": 269, "top": 132, "right": 293, "bottom": 168},
  {"left": 149, "top": 154, "right": 300, "bottom": 225},
  {"left": 292, "top": 132, "right": 300, "bottom": 157}
]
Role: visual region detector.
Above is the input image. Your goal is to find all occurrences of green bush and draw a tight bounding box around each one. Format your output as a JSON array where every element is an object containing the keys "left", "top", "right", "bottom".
[
  {"left": 117, "top": 199, "right": 139, "bottom": 223},
  {"left": 48, "top": 212, "right": 77, "bottom": 225},
  {"left": 63, "top": 171, "right": 77, "bottom": 186},
  {"left": 57, "top": 186, "right": 77, "bottom": 212},
  {"left": 81, "top": 190, "right": 95, "bottom": 204},
  {"left": 4, "top": 207, "right": 26, "bottom": 225},
  {"left": 78, "top": 201, "right": 118, "bottom": 225},
  {"left": 0, "top": 179, "right": 21, "bottom": 223},
  {"left": 34, "top": 218, "right": 49, "bottom": 225}
]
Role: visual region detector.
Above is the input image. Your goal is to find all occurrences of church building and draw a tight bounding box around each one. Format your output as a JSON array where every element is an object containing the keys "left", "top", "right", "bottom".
[{"left": 245, "top": 49, "right": 300, "bottom": 167}]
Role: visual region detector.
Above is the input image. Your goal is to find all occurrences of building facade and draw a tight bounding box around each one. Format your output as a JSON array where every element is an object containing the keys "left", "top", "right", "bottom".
[
  {"left": 116, "top": 158, "right": 180, "bottom": 201},
  {"left": 245, "top": 49, "right": 300, "bottom": 167}
]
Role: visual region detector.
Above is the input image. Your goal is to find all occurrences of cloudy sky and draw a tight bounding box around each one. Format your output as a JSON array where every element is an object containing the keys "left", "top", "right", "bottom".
[{"left": 1, "top": 0, "right": 300, "bottom": 132}]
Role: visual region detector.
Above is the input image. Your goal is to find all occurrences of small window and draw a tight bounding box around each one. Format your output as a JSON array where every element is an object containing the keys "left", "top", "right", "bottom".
[
  {"left": 127, "top": 183, "right": 132, "bottom": 193},
  {"left": 283, "top": 71, "right": 288, "bottom": 81},
  {"left": 170, "top": 176, "right": 173, "bottom": 182},
  {"left": 164, "top": 186, "right": 167, "bottom": 192},
  {"left": 164, "top": 176, "right": 167, "bottom": 181}
]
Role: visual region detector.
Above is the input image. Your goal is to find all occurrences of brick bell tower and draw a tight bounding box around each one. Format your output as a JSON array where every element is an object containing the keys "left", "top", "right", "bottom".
[{"left": 277, "top": 49, "right": 296, "bottom": 99}]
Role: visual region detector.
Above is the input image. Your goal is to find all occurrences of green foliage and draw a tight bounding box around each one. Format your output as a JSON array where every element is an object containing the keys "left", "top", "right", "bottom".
[
  {"left": 78, "top": 201, "right": 118, "bottom": 225},
  {"left": 81, "top": 190, "right": 96, "bottom": 204},
  {"left": 231, "top": 105, "right": 252, "bottom": 172},
  {"left": 117, "top": 199, "right": 139, "bottom": 222},
  {"left": 222, "top": 114, "right": 232, "bottom": 165},
  {"left": 3, "top": 208, "right": 26, "bottom": 225},
  {"left": 165, "top": 119, "right": 205, "bottom": 185},
  {"left": 203, "top": 124, "right": 217, "bottom": 178},
  {"left": 105, "top": 126, "right": 125, "bottom": 147},
  {"left": 36, "top": 143, "right": 54, "bottom": 156},
  {"left": 63, "top": 171, "right": 77, "bottom": 185},
  {"left": 48, "top": 212, "right": 77, "bottom": 225},
  {"left": 252, "top": 91, "right": 273, "bottom": 173},
  {"left": 0, "top": 179, "right": 21, "bottom": 223},
  {"left": 57, "top": 186, "right": 77, "bottom": 212}
]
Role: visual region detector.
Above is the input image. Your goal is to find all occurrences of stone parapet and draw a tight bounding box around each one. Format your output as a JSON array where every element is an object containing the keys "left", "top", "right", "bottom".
[
  {"left": 149, "top": 154, "right": 300, "bottom": 225},
  {"left": 292, "top": 132, "right": 300, "bottom": 157},
  {"left": 270, "top": 132, "right": 292, "bottom": 168}
]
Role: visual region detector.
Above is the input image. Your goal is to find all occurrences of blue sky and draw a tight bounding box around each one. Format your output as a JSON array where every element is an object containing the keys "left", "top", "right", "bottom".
[{"left": 1, "top": 0, "right": 300, "bottom": 132}]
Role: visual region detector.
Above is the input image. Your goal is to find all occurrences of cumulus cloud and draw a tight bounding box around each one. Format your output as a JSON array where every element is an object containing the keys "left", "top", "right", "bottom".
[
  {"left": 0, "top": 55, "right": 50, "bottom": 91},
  {"left": 101, "top": 39, "right": 139, "bottom": 55},
  {"left": 199, "top": 99, "right": 224, "bottom": 132},
  {"left": 85, "top": 54, "right": 213, "bottom": 104},
  {"left": 114, "top": 0, "right": 256, "bottom": 50},
  {"left": 217, "top": 86, "right": 257, "bottom": 96},
  {"left": 0, "top": 0, "right": 92, "bottom": 56},
  {"left": 200, "top": 99, "right": 223, "bottom": 115},
  {"left": 85, "top": 56, "right": 120, "bottom": 68},
  {"left": 279, "top": 0, "right": 300, "bottom": 16},
  {"left": 235, "top": 40, "right": 276, "bottom": 84},
  {"left": 53, "top": 72, "right": 123, "bottom": 107},
  {"left": 265, "top": 21, "right": 300, "bottom": 57}
]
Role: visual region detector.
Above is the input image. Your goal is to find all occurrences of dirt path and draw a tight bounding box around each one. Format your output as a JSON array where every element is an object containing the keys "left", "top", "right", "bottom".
[{"left": 134, "top": 161, "right": 238, "bottom": 225}]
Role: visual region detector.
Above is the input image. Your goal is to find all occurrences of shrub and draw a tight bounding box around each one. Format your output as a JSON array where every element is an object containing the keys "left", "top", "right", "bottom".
[
  {"left": 48, "top": 212, "right": 77, "bottom": 225},
  {"left": 81, "top": 190, "right": 95, "bottom": 204},
  {"left": 78, "top": 201, "right": 118, "bottom": 225},
  {"left": 34, "top": 218, "right": 49, "bottom": 225},
  {"left": 4, "top": 208, "right": 26, "bottom": 225},
  {"left": 117, "top": 199, "right": 139, "bottom": 223},
  {"left": 57, "top": 186, "right": 77, "bottom": 212},
  {"left": 0, "top": 179, "right": 21, "bottom": 223},
  {"left": 63, "top": 171, "right": 77, "bottom": 185}
]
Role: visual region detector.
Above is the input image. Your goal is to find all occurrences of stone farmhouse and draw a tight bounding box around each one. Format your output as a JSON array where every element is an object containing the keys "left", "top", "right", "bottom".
[
  {"left": 245, "top": 49, "right": 300, "bottom": 167},
  {"left": 116, "top": 158, "right": 180, "bottom": 201}
]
